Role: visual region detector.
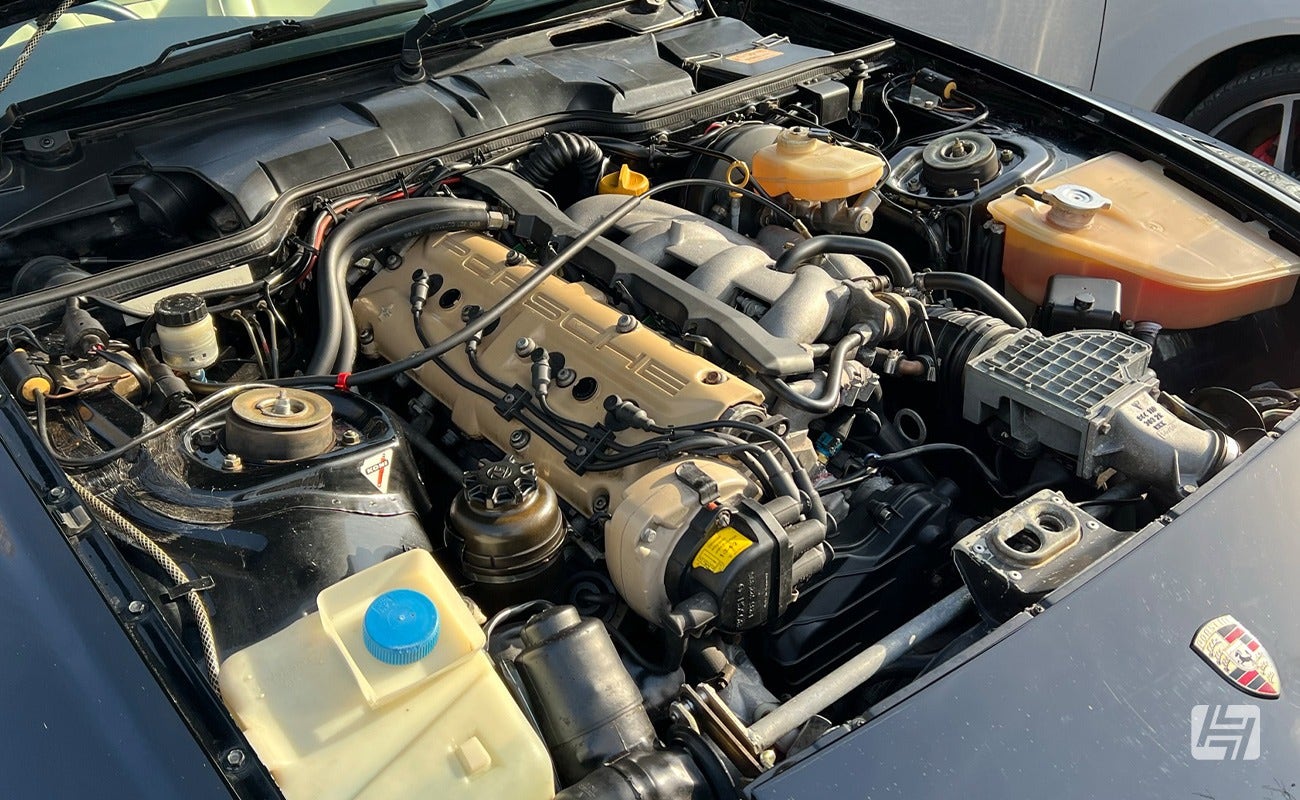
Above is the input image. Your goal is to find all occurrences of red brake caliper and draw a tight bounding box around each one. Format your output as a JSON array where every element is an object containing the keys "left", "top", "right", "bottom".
[{"left": 1253, "top": 134, "right": 1280, "bottom": 165}]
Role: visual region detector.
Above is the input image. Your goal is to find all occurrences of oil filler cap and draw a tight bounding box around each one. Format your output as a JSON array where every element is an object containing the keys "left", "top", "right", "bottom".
[{"left": 362, "top": 589, "right": 440, "bottom": 665}]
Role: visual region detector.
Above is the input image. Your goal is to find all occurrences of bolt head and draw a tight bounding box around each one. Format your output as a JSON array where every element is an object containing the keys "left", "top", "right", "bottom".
[
  {"left": 221, "top": 453, "right": 244, "bottom": 472},
  {"left": 224, "top": 749, "right": 247, "bottom": 770},
  {"left": 615, "top": 314, "right": 638, "bottom": 333},
  {"left": 1000, "top": 148, "right": 1015, "bottom": 164},
  {"left": 46, "top": 486, "right": 66, "bottom": 503},
  {"left": 702, "top": 370, "right": 726, "bottom": 385},
  {"left": 514, "top": 338, "right": 535, "bottom": 358},
  {"left": 127, "top": 600, "right": 147, "bottom": 614},
  {"left": 341, "top": 429, "right": 362, "bottom": 446},
  {"left": 1008, "top": 570, "right": 1023, "bottom": 581}
]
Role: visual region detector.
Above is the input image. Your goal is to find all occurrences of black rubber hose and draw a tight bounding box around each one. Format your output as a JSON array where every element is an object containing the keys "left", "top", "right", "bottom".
[
  {"left": 306, "top": 198, "right": 500, "bottom": 375},
  {"left": 330, "top": 209, "right": 508, "bottom": 372},
  {"left": 765, "top": 331, "right": 866, "bottom": 415},
  {"left": 773, "top": 234, "right": 915, "bottom": 288},
  {"left": 916, "top": 271, "right": 1027, "bottom": 328},
  {"left": 514, "top": 132, "right": 605, "bottom": 194}
]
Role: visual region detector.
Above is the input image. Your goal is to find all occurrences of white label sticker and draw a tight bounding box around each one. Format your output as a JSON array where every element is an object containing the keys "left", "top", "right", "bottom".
[{"left": 361, "top": 448, "right": 394, "bottom": 493}]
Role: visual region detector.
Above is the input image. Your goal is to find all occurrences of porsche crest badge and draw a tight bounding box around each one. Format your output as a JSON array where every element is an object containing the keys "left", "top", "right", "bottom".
[{"left": 1192, "top": 615, "right": 1281, "bottom": 698}]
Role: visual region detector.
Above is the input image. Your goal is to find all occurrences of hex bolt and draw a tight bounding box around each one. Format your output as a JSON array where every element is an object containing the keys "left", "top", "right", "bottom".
[
  {"left": 194, "top": 429, "right": 219, "bottom": 450},
  {"left": 592, "top": 493, "right": 610, "bottom": 514},
  {"left": 702, "top": 370, "right": 726, "bottom": 385},
  {"left": 555, "top": 367, "right": 577, "bottom": 388},
  {"left": 341, "top": 430, "right": 363, "bottom": 446},
  {"left": 222, "top": 453, "right": 244, "bottom": 472},
  {"left": 515, "top": 337, "right": 536, "bottom": 358},
  {"left": 1000, "top": 148, "right": 1015, "bottom": 164},
  {"left": 615, "top": 314, "right": 638, "bottom": 333},
  {"left": 505, "top": 249, "right": 526, "bottom": 266},
  {"left": 509, "top": 429, "right": 530, "bottom": 450},
  {"left": 224, "top": 749, "right": 247, "bottom": 770},
  {"left": 45, "top": 486, "right": 67, "bottom": 504},
  {"left": 127, "top": 600, "right": 147, "bottom": 615},
  {"left": 639, "top": 528, "right": 658, "bottom": 544}
]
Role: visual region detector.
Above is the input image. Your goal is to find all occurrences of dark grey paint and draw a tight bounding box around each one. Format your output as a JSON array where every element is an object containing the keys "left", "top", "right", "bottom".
[{"left": 752, "top": 421, "right": 1300, "bottom": 798}]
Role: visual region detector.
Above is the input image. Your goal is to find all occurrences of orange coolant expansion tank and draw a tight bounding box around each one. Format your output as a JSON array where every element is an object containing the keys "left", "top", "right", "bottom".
[{"left": 988, "top": 152, "right": 1300, "bottom": 329}]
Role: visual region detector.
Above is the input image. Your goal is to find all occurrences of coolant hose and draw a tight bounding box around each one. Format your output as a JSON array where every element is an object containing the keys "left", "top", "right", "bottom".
[
  {"left": 515, "top": 132, "right": 605, "bottom": 194},
  {"left": 915, "top": 271, "right": 1027, "bottom": 328},
  {"left": 766, "top": 330, "right": 867, "bottom": 414},
  {"left": 773, "top": 234, "right": 915, "bottom": 288},
  {"left": 307, "top": 198, "right": 503, "bottom": 375}
]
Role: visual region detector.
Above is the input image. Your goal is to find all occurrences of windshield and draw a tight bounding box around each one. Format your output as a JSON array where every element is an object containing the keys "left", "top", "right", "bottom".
[{"left": 0, "top": 0, "right": 542, "bottom": 105}]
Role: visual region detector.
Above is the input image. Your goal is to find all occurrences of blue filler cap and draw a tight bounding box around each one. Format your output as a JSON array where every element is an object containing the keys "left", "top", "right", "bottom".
[{"left": 363, "top": 589, "right": 440, "bottom": 665}]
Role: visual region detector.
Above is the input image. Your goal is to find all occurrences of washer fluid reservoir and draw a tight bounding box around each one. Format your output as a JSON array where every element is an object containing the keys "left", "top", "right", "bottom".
[
  {"left": 751, "top": 127, "right": 886, "bottom": 201},
  {"left": 220, "top": 549, "right": 554, "bottom": 800},
  {"left": 988, "top": 152, "right": 1300, "bottom": 328}
]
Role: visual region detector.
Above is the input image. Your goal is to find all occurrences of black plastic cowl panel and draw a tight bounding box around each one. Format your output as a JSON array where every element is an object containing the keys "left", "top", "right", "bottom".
[{"left": 136, "top": 35, "right": 696, "bottom": 220}]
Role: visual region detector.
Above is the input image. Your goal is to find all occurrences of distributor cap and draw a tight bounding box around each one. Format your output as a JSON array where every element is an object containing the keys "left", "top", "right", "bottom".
[{"left": 464, "top": 457, "right": 538, "bottom": 510}]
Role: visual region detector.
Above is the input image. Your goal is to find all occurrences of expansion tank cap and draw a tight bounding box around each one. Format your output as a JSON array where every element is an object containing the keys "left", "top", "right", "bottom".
[
  {"left": 1042, "top": 184, "right": 1112, "bottom": 230},
  {"left": 362, "top": 589, "right": 440, "bottom": 665}
]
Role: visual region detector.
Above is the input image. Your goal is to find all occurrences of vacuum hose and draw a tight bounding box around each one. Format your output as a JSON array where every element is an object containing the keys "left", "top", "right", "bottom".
[
  {"left": 773, "top": 234, "right": 915, "bottom": 288},
  {"left": 915, "top": 271, "right": 1027, "bottom": 328}
]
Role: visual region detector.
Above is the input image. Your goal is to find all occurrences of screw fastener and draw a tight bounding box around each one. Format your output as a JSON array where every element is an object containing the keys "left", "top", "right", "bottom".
[{"left": 224, "top": 749, "right": 247, "bottom": 770}]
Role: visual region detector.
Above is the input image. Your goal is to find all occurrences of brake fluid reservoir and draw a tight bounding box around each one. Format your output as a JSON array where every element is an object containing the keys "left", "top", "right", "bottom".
[
  {"left": 988, "top": 153, "right": 1300, "bottom": 328},
  {"left": 751, "top": 127, "right": 886, "bottom": 201},
  {"left": 220, "top": 549, "right": 554, "bottom": 800}
]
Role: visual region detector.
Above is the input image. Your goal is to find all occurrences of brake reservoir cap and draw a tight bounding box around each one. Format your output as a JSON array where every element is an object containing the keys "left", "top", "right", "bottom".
[
  {"left": 1042, "top": 184, "right": 1112, "bottom": 230},
  {"left": 362, "top": 588, "right": 441, "bottom": 665}
]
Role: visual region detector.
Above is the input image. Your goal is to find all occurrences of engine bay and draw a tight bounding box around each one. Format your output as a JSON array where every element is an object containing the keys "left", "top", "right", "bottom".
[{"left": 5, "top": 3, "right": 1300, "bottom": 797}]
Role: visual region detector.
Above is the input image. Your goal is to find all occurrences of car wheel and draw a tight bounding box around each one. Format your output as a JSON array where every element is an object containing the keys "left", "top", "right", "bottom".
[{"left": 1185, "top": 58, "right": 1300, "bottom": 176}]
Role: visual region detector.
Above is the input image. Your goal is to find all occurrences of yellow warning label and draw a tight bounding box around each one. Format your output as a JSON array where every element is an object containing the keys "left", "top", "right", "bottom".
[
  {"left": 727, "top": 48, "right": 783, "bottom": 65},
  {"left": 691, "top": 527, "right": 754, "bottom": 574}
]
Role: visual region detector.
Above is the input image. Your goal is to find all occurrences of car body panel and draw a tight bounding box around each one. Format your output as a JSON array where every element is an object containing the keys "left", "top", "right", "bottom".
[
  {"left": 844, "top": 0, "right": 1300, "bottom": 111},
  {"left": 844, "top": 0, "right": 1104, "bottom": 87},
  {"left": 0, "top": 428, "right": 233, "bottom": 799},
  {"left": 749, "top": 416, "right": 1300, "bottom": 798},
  {"left": 1093, "top": 1, "right": 1300, "bottom": 110}
]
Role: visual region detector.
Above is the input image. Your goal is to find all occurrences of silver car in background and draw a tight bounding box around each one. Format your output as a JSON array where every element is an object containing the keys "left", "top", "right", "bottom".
[{"left": 850, "top": 0, "right": 1300, "bottom": 173}]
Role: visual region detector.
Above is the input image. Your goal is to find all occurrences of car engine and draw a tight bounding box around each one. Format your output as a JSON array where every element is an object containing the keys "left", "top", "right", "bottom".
[{"left": 3, "top": 6, "right": 1299, "bottom": 799}]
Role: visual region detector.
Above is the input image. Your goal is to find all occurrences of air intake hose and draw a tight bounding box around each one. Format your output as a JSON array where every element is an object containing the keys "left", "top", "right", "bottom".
[{"left": 515, "top": 132, "right": 605, "bottom": 195}]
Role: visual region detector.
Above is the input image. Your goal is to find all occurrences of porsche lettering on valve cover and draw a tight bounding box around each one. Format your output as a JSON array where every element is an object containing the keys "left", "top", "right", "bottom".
[{"left": 0, "top": 0, "right": 1298, "bottom": 798}]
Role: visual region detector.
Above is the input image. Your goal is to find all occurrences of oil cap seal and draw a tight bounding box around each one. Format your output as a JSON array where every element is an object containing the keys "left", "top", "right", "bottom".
[{"left": 362, "top": 589, "right": 440, "bottom": 665}]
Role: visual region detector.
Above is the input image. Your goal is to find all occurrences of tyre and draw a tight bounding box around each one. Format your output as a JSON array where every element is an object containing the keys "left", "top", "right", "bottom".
[{"left": 1185, "top": 58, "right": 1300, "bottom": 176}]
